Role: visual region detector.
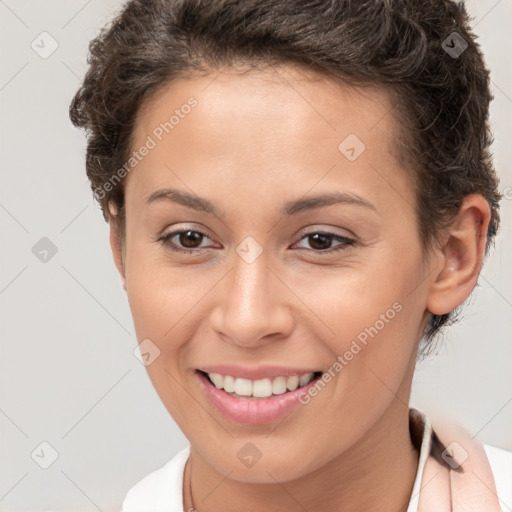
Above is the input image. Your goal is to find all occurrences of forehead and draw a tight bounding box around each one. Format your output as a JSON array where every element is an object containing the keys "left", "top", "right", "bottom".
[
  {"left": 135, "top": 64, "right": 395, "bottom": 142},
  {"left": 126, "top": 64, "right": 406, "bottom": 207}
]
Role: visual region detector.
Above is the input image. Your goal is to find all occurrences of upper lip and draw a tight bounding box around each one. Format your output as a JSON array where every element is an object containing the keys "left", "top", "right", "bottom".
[{"left": 197, "top": 364, "right": 322, "bottom": 381}]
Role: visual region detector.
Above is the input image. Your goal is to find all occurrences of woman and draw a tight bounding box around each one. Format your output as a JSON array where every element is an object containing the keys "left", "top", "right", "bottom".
[{"left": 69, "top": 0, "right": 508, "bottom": 510}]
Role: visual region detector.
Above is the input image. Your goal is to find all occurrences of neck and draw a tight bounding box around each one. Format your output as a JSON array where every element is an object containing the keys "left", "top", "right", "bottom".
[{"left": 184, "top": 398, "right": 419, "bottom": 512}]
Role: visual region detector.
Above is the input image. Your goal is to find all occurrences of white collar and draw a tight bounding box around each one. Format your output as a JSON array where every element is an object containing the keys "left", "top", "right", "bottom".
[
  {"left": 121, "top": 408, "right": 434, "bottom": 512},
  {"left": 406, "top": 408, "right": 433, "bottom": 512}
]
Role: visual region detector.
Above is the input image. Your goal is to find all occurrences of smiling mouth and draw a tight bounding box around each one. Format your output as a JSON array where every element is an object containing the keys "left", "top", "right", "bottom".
[{"left": 197, "top": 369, "right": 323, "bottom": 400}]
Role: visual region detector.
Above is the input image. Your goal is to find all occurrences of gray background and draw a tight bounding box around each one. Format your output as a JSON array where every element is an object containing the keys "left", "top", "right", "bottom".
[{"left": 1, "top": 0, "right": 510, "bottom": 510}]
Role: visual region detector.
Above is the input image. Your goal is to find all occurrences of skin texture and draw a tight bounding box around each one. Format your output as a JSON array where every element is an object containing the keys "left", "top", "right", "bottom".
[{"left": 108, "top": 64, "right": 491, "bottom": 512}]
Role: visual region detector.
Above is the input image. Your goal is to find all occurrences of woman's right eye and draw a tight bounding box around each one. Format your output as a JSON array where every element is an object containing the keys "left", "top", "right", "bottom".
[{"left": 157, "top": 229, "right": 214, "bottom": 254}]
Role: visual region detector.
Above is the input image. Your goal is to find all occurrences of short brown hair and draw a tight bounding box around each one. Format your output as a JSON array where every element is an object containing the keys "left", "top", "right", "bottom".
[{"left": 69, "top": 0, "right": 501, "bottom": 352}]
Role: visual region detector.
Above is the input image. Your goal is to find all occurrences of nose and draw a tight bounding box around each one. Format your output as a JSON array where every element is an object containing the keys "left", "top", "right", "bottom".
[{"left": 210, "top": 251, "right": 295, "bottom": 348}]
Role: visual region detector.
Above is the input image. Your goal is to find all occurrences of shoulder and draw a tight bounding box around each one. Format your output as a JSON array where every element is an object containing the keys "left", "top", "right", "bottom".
[{"left": 121, "top": 445, "right": 190, "bottom": 512}]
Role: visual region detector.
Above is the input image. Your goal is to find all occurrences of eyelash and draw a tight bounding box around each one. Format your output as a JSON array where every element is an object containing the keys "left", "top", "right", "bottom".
[{"left": 156, "top": 228, "right": 358, "bottom": 255}]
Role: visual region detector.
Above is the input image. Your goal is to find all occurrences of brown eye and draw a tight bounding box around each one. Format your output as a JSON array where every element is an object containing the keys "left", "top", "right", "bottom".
[
  {"left": 177, "top": 230, "right": 204, "bottom": 248},
  {"left": 307, "top": 233, "right": 333, "bottom": 250},
  {"left": 158, "top": 229, "right": 213, "bottom": 254},
  {"left": 294, "top": 232, "right": 357, "bottom": 253}
]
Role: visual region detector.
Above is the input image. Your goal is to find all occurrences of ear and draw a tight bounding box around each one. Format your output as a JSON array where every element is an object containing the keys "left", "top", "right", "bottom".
[
  {"left": 426, "top": 194, "right": 491, "bottom": 316},
  {"left": 108, "top": 202, "right": 126, "bottom": 291}
]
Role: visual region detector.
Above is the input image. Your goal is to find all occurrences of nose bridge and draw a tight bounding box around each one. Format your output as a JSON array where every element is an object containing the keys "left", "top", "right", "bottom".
[
  {"left": 231, "top": 253, "right": 270, "bottom": 317},
  {"left": 211, "top": 247, "right": 293, "bottom": 345}
]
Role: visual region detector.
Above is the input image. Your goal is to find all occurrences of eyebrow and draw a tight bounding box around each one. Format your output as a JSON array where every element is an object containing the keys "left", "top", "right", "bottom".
[
  {"left": 144, "top": 188, "right": 376, "bottom": 216},
  {"left": 144, "top": 188, "right": 224, "bottom": 216}
]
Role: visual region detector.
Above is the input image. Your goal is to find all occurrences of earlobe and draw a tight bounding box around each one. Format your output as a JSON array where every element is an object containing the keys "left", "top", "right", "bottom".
[{"left": 426, "top": 194, "right": 491, "bottom": 316}]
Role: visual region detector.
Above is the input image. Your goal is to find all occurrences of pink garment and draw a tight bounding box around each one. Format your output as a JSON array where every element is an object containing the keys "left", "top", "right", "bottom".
[{"left": 409, "top": 409, "right": 502, "bottom": 511}]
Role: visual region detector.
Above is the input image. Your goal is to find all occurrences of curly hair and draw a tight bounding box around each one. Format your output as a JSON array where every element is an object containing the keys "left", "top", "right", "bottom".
[{"left": 69, "top": 0, "right": 501, "bottom": 354}]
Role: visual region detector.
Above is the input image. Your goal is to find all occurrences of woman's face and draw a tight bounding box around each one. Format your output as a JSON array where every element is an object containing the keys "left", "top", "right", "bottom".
[{"left": 116, "top": 65, "right": 435, "bottom": 482}]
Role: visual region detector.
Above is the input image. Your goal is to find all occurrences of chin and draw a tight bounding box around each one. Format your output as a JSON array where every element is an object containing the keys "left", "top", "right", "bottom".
[{"left": 196, "top": 442, "right": 326, "bottom": 484}]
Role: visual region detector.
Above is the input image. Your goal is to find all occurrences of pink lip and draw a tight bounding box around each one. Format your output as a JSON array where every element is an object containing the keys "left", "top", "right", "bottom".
[
  {"left": 195, "top": 370, "right": 322, "bottom": 425},
  {"left": 198, "top": 364, "right": 321, "bottom": 380}
]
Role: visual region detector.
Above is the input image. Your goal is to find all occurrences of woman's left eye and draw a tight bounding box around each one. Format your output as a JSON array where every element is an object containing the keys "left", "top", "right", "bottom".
[
  {"left": 157, "top": 228, "right": 357, "bottom": 255},
  {"left": 293, "top": 232, "right": 357, "bottom": 253}
]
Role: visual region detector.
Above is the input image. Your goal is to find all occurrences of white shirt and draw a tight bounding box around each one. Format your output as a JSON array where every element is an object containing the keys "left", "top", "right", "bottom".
[{"left": 121, "top": 410, "right": 511, "bottom": 511}]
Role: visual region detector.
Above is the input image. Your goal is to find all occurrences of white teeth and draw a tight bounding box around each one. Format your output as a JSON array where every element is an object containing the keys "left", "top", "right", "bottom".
[
  {"left": 253, "top": 378, "right": 272, "bottom": 398},
  {"left": 234, "top": 378, "right": 252, "bottom": 396},
  {"left": 299, "top": 373, "right": 314, "bottom": 387},
  {"left": 286, "top": 375, "right": 299, "bottom": 391},
  {"left": 272, "top": 376, "right": 287, "bottom": 395},
  {"left": 209, "top": 373, "right": 223, "bottom": 389},
  {"left": 205, "top": 371, "right": 318, "bottom": 398},
  {"left": 223, "top": 375, "right": 235, "bottom": 393}
]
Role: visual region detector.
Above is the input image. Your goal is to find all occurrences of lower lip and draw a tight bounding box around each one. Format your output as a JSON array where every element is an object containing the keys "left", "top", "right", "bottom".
[{"left": 196, "top": 370, "right": 321, "bottom": 425}]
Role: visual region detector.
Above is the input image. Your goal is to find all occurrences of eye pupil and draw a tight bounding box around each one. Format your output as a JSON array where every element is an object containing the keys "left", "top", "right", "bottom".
[
  {"left": 180, "top": 230, "right": 203, "bottom": 248},
  {"left": 309, "top": 233, "right": 331, "bottom": 250}
]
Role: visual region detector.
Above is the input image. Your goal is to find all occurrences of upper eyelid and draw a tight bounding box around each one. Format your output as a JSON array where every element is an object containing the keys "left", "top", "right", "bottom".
[
  {"left": 162, "top": 222, "right": 353, "bottom": 238},
  {"left": 295, "top": 225, "right": 355, "bottom": 239},
  {"left": 163, "top": 226, "right": 214, "bottom": 241}
]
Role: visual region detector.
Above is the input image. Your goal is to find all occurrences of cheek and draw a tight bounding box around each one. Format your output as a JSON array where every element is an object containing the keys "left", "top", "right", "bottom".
[
  {"left": 124, "top": 254, "right": 201, "bottom": 424},
  {"left": 303, "top": 246, "right": 425, "bottom": 392},
  {"left": 305, "top": 252, "right": 422, "bottom": 340}
]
